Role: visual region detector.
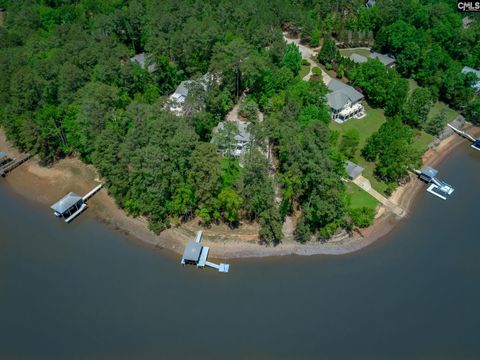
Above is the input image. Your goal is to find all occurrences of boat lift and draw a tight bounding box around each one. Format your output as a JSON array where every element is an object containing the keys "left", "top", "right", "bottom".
[
  {"left": 415, "top": 167, "right": 454, "bottom": 201},
  {"left": 447, "top": 124, "right": 480, "bottom": 151}
]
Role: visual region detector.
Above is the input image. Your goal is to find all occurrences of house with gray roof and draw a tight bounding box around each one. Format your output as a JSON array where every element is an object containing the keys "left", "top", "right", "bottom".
[
  {"left": 462, "top": 66, "right": 480, "bottom": 91},
  {"left": 345, "top": 161, "right": 364, "bottom": 180},
  {"left": 326, "top": 79, "right": 365, "bottom": 123},
  {"left": 169, "top": 74, "right": 212, "bottom": 115},
  {"left": 365, "top": 0, "right": 375, "bottom": 8},
  {"left": 214, "top": 120, "right": 252, "bottom": 157},
  {"left": 130, "top": 53, "right": 156, "bottom": 73},
  {"left": 369, "top": 52, "right": 396, "bottom": 67}
]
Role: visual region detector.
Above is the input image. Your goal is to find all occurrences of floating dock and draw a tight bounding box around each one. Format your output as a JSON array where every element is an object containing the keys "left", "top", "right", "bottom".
[
  {"left": 0, "top": 153, "right": 32, "bottom": 177},
  {"left": 447, "top": 124, "right": 480, "bottom": 151},
  {"left": 51, "top": 183, "right": 103, "bottom": 223},
  {"left": 181, "top": 230, "right": 230, "bottom": 273},
  {"left": 415, "top": 167, "right": 454, "bottom": 201}
]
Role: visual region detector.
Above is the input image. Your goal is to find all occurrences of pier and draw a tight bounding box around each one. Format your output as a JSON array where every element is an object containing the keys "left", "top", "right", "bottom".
[
  {"left": 181, "top": 230, "right": 230, "bottom": 273},
  {"left": 415, "top": 167, "right": 454, "bottom": 200},
  {"left": 447, "top": 124, "right": 480, "bottom": 151},
  {"left": 0, "top": 153, "right": 32, "bottom": 177},
  {"left": 51, "top": 183, "right": 103, "bottom": 223}
]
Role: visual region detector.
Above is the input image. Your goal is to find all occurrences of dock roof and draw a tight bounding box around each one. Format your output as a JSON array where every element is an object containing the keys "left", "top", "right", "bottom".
[
  {"left": 183, "top": 241, "right": 202, "bottom": 262},
  {"left": 51, "top": 192, "right": 83, "bottom": 214},
  {"left": 421, "top": 166, "right": 438, "bottom": 179},
  {"left": 0, "top": 152, "right": 7, "bottom": 161}
]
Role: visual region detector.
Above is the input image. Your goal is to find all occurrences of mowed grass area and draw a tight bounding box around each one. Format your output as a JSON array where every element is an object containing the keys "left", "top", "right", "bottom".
[
  {"left": 339, "top": 48, "right": 371, "bottom": 58},
  {"left": 297, "top": 64, "right": 310, "bottom": 80},
  {"left": 408, "top": 78, "right": 459, "bottom": 123},
  {"left": 330, "top": 106, "right": 390, "bottom": 194},
  {"left": 346, "top": 182, "right": 379, "bottom": 211},
  {"left": 330, "top": 105, "right": 435, "bottom": 195}
]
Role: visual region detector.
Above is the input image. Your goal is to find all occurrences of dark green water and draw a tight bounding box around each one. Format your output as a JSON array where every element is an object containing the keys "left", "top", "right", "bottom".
[{"left": 1, "top": 147, "right": 479, "bottom": 360}]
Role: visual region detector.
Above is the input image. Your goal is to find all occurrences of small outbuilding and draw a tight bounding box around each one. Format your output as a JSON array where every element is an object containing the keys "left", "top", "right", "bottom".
[
  {"left": 419, "top": 167, "right": 438, "bottom": 183},
  {"left": 345, "top": 161, "right": 364, "bottom": 180},
  {"left": 51, "top": 192, "right": 85, "bottom": 220}
]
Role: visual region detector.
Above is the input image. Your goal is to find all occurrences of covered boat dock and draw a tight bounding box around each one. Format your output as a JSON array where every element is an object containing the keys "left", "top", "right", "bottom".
[
  {"left": 181, "top": 230, "right": 230, "bottom": 273},
  {"left": 51, "top": 192, "right": 87, "bottom": 223}
]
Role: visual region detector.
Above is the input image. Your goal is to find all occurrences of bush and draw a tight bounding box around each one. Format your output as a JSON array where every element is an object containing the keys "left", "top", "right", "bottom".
[
  {"left": 312, "top": 67, "right": 322, "bottom": 75},
  {"left": 301, "top": 59, "right": 309, "bottom": 66},
  {"left": 349, "top": 207, "right": 375, "bottom": 228}
]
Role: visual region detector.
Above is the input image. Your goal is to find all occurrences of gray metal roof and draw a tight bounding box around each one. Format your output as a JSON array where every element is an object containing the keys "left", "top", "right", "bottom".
[
  {"left": 130, "top": 53, "right": 157, "bottom": 73},
  {"left": 365, "top": 0, "right": 375, "bottom": 7},
  {"left": 326, "top": 79, "right": 364, "bottom": 110},
  {"left": 173, "top": 74, "right": 211, "bottom": 98},
  {"left": 421, "top": 166, "right": 438, "bottom": 179},
  {"left": 345, "top": 161, "right": 364, "bottom": 179},
  {"left": 349, "top": 53, "right": 368, "bottom": 64},
  {"left": 216, "top": 120, "right": 251, "bottom": 143},
  {"left": 51, "top": 192, "right": 83, "bottom": 214},
  {"left": 369, "top": 52, "right": 395, "bottom": 66},
  {"left": 183, "top": 241, "right": 202, "bottom": 262},
  {"left": 0, "top": 152, "right": 7, "bottom": 161}
]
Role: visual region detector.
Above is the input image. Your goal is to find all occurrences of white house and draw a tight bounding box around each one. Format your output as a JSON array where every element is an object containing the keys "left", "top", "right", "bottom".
[
  {"left": 214, "top": 120, "right": 251, "bottom": 157},
  {"left": 326, "top": 79, "right": 365, "bottom": 123},
  {"left": 169, "top": 74, "right": 212, "bottom": 115}
]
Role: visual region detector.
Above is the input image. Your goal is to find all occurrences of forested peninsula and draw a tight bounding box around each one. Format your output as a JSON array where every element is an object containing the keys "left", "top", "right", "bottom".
[{"left": 1, "top": 0, "right": 479, "bottom": 249}]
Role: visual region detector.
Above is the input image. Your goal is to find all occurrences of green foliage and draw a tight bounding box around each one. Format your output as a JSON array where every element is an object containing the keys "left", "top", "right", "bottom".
[
  {"left": 350, "top": 60, "right": 408, "bottom": 116},
  {"left": 349, "top": 207, "right": 375, "bottom": 228},
  {"left": 402, "top": 87, "right": 434, "bottom": 128},
  {"left": 282, "top": 43, "right": 302, "bottom": 76},
  {"left": 362, "top": 117, "right": 421, "bottom": 183},
  {"left": 339, "top": 129, "right": 360, "bottom": 160},
  {"left": 317, "top": 38, "right": 338, "bottom": 66}
]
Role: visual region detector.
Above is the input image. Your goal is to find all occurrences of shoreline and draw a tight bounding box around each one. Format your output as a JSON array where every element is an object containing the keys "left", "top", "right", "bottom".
[{"left": 1, "top": 125, "right": 478, "bottom": 259}]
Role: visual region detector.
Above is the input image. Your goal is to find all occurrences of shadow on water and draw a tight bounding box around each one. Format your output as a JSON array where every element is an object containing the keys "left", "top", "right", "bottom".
[{"left": 0, "top": 146, "right": 479, "bottom": 360}]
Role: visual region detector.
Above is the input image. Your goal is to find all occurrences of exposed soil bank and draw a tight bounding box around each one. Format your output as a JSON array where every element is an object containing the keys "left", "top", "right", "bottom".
[{"left": 1, "top": 125, "right": 479, "bottom": 259}]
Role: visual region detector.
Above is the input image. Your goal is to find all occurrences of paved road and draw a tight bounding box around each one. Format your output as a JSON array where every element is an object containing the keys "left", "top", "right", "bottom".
[{"left": 283, "top": 34, "right": 331, "bottom": 84}]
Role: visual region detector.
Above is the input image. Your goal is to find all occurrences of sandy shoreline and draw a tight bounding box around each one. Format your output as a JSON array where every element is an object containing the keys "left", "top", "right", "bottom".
[{"left": 1, "top": 125, "right": 479, "bottom": 259}]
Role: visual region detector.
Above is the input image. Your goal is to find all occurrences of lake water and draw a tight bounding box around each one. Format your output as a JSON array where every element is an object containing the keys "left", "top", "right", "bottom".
[{"left": 1, "top": 146, "right": 479, "bottom": 360}]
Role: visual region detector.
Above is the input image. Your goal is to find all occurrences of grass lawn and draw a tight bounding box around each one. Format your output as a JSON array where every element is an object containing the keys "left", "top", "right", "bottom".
[
  {"left": 339, "top": 48, "right": 371, "bottom": 58},
  {"left": 428, "top": 101, "right": 459, "bottom": 123},
  {"left": 346, "top": 182, "right": 379, "bottom": 210},
  {"left": 297, "top": 64, "right": 310, "bottom": 81},
  {"left": 408, "top": 78, "right": 419, "bottom": 94},
  {"left": 413, "top": 130, "right": 434, "bottom": 154},
  {"left": 330, "top": 106, "right": 390, "bottom": 194}
]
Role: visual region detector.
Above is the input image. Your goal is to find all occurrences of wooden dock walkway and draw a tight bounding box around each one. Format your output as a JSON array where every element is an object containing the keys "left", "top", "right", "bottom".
[
  {"left": 0, "top": 153, "right": 31, "bottom": 177},
  {"left": 82, "top": 183, "right": 103, "bottom": 202}
]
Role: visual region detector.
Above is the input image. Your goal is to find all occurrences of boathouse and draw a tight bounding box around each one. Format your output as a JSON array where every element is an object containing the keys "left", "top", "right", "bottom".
[
  {"left": 51, "top": 192, "right": 86, "bottom": 221},
  {"left": 472, "top": 139, "right": 480, "bottom": 151},
  {"left": 181, "top": 230, "right": 229, "bottom": 273},
  {"left": 419, "top": 167, "right": 438, "bottom": 183}
]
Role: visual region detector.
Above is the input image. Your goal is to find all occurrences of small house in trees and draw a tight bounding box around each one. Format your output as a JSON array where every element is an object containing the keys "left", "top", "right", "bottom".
[
  {"left": 462, "top": 66, "right": 480, "bottom": 92},
  {"left": 326, "top": 79, "right": 365, "bottom": 123},
  {"left": 369, "top": 52, "right": 396, "bottom": 67},
  {"left": 345, "top": 161, "right": 364, "bottom": 180},
  {"left": 365, "top": 0, "right": 375, "bottom": 8},
  {"left": 169, "top": 74, "right": 212, "bottom": 115},
  {"left": 129, "top": 53, "right": 157, "bottom": 73},
  {"left": 214, "top": 120, "right": 252, "bottom": 157}
]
